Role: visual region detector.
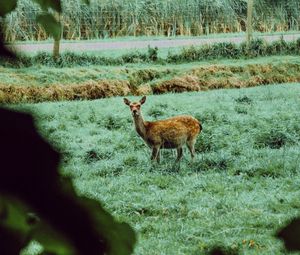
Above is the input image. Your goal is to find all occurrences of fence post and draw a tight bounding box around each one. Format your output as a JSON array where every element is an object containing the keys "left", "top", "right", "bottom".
[{"left": 246, "top": 0, "right": 254, "bottom": 47}]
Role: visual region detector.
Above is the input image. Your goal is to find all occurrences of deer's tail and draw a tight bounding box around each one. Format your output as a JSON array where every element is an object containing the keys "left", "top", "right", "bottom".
[{"left": 198, "top": 120, "right": 203, "bottom": 132}]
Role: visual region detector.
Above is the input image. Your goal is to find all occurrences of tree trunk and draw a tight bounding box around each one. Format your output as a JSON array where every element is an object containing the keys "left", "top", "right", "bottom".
[
  {"left": 53, "top": 39, "right": 60, "bottom": 59},
  {"left": 53, "top": 12, "right": 61, "bottom": 59},
  {"left": 246, "top": 0, "right": 254, "bottom": 46}
]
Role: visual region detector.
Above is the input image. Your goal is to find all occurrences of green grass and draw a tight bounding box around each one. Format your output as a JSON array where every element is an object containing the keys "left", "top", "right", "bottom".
[
  {"left": 11, "top": 83, "right": 300, "bottom": 254},
  {"left": 1, "top": 55, "right": 299, "bottom": 87},
  {"left": 3, "top": 37, "right": 300, "bottom": 68},
  {"left": 10, "top": 31, "right": 299, "bottom": 62}
]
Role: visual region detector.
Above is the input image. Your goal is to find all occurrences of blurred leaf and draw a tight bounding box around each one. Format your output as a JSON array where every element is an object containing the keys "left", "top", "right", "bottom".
[
  {"left": 81, "top": 0, "right": 90, "bottom": 4},
  {"left": 0, "top": 0, "right": 17, "bottom": 17},
  {"left": 0, "top": 196, "right": 75, "bottom": 255},
  {"left": 0, "top": 23, "right": 15, "bottom": 58},
  {"left": 33, "top": 0, "right": 61, "bottom": 12},
  {"left": 0, "top": 197, "right": 30, "bottom": 236},
  {"left": 0, "top": 41, "right": 15, "bottom": 58},
  {"left": 79, "top": 197, "right": 136, "bottom": 255},
  {"left": 277, "top": 218, "right": 300, "bottom": 251},
  {"left": 32, "top": 220, "right": 75, "bottom": 255},
  {"left": 0, "top": 108, "right": 136, "bottom": 255},
  {"left": 0, "top": 196, "right": 34, "bottom": 254},
  {"left": 36, "top": 14, "right": 61, "bottom": 40}
]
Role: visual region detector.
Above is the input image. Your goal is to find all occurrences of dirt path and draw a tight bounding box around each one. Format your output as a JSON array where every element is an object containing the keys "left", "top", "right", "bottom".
[{"left": 7, "top": 33, "right": 300, "bottom": 53}]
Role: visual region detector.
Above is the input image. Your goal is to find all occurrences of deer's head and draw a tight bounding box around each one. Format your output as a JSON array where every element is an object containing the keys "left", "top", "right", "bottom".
[{"left": 124, "top": 96, "right": 146, "bottom": 117}]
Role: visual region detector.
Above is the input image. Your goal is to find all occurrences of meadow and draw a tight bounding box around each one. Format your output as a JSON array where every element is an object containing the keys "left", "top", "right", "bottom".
[
  {"left": 1, "top": 54, "right": 300, "bottom": 104},
  {"left": 11, "top": 82, "right": 300, "bottom": 254}
]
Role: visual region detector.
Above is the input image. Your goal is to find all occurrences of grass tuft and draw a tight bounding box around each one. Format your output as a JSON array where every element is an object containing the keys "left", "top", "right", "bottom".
[{"left": 254, "top": 127, "right": 297, "bottom": 149}]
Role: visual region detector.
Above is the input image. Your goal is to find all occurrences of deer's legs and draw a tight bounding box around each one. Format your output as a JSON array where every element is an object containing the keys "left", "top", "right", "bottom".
[
  {"left": 151, "top": 146, "right": 160, "bottom": 163},
  {"left": 187, "top": 139, "right": 196, "bottom": 160},
  {"left": 156, "top": 150, "right": 160, "bottom": 163},
  {"left": 176, "top": 147, "right": 183, "bottom": 162}
]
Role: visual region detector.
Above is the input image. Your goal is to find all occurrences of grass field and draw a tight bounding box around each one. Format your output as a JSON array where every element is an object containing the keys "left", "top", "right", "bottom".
[
  {"left": 1, "top": 56, "right": 300, "bottom": 104},
  {"left": 1, "top": 56, "right": 299, "bottom": 87},
  {"left": 11, "top": 82, "right": 300, "bottom": 254}
]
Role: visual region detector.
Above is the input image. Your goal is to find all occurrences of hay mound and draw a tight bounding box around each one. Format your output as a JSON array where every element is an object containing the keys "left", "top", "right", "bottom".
[
  {"left": 153, "top": 75, "right": 200, "bottom": 94},
  {"left": 0, "top": 80, "right": 130, "bottom": 104},
  {"left": 153, "top": 63, "right": 300, "bottom": 93}
]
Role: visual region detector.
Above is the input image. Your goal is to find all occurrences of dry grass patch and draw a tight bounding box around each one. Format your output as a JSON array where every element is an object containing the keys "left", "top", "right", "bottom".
[
  {"left": 135, "top": 84, "right": 153, "bottom": 96},
  {"left": 153, "top": 63, "right": 300, "bottom": 93},
  {"left": 2, "top": 62, "right": 300, "bottom": 103},
  {"left": 0, "top": 80, "right": 130, "bottom": 104},
  {"left": 153, "top": 75, "right": 201, "bottom": 94}
]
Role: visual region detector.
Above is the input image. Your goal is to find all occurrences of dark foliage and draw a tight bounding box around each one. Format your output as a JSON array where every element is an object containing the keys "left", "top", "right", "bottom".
[
  {"left": 1, "top": 39, "right": 300, "bottom": 68},
  {"left": 254, "top": 127, "right": 295, "bottom": 149},
  {"left": 167, "top": 38, "right": 300, "bottom": 63},
  {"left": 0, "top": 108, "right": 136, "bottom": 254},
  {"left": 277, "top": 218, "right": 300, "bottom": 251},
  {"left": 209, "top": 247, "right": 238, "bottom": 255},
  {"left": 234, "top": 95, "right": 253, "bottom": 105}
]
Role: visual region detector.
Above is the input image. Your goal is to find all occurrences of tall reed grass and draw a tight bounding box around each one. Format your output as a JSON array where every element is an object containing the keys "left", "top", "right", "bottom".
[{"left": 2, "top": 0, "right": 300, "bottom": 41}]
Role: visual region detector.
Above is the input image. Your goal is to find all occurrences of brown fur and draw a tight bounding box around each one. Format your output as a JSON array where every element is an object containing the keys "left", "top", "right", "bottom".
[{"left": 124, "top": 96, "right": 202, "bottom": 162}]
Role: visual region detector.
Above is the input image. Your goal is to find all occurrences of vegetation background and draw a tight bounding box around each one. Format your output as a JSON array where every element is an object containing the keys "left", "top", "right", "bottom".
[{"left": 2, "top": 0, "right": 300, "bottom": 41}]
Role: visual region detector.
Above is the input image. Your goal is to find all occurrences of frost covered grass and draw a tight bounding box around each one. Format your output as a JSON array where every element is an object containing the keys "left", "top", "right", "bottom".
[{"left": 14, "top": 83, "right": 300, "bottom": 254}]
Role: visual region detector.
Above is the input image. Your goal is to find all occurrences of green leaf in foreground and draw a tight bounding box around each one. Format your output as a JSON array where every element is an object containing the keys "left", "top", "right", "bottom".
[
  {"left": 33, "top": 0, "right": 61, "bottom": 12},
  {"left": 81, "top": 0, "right": 90, "bottom": 4},
  {"left": 0, "top": 0, "right": 18, "bottom": 17},
  {"left": 0, "top": 108, "right": 136, "bottom": 255},
  {"left": 36, "top": 14, "right": 61, "bottom": 40}
]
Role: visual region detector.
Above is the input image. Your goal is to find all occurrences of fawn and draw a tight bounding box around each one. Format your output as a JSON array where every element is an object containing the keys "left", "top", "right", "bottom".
[{"left": 124, "top": 96, "right": 202, "bottom": 162}]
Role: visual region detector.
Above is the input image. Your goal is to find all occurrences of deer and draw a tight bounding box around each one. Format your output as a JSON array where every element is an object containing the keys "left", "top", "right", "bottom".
[{"left": 123, "top": 96, "right": 202, "bottom": 163}]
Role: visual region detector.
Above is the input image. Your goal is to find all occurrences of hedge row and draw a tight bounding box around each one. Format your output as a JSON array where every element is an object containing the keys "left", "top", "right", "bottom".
[{"left": 1, "top": 38, "right": 300, "bottom": 68}]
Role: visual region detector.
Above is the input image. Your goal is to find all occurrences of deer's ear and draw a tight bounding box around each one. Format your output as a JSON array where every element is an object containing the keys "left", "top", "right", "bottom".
[
  {"left": 140, "top": 96, "right": 146, "bottom": 105},
  {"left": 123, "top": 98, "right": 131, "bottom": 105}
]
